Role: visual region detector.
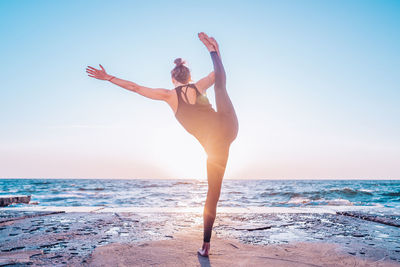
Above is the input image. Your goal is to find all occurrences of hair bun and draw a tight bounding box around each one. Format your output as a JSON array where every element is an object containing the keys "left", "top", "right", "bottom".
[{"left": 174, "top": 58, "right": 186, "bottom": 67}]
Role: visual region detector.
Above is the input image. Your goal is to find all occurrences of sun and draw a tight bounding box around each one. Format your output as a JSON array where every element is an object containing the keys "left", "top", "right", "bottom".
[{"left": 148, "top": 126, "right": 208, "bottom": 180}]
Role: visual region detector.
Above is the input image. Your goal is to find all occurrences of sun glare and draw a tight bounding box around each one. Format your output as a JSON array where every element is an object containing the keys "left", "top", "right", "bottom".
[{"left": 148, "top": 127, "right": 208, "bottom": 179}]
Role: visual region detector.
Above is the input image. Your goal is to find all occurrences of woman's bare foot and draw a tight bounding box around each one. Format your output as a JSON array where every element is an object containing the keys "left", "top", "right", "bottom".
[
  {"left": 208, "top": 36, "right": 221, "bottom": 58},
  {"left": 198, "top": 32, "right": 221, "bottom": 59},
  {"left": 198, "top": 32, "right": 216, "bottom": 52},
  {"left": 197, "top": 242, "right": 210, "bottom": 257}
]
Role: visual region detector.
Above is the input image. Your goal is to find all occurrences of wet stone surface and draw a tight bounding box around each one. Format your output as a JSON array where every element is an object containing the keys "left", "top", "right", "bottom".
[
  {"left": 0, "top": 210, "right": 399, "bottom": 266},
  {"left": 0, "top": 211, "right": 198, "bottom": 266},
  {"left": 0, "top": 210, "right": 64, "bottom": 223},
  {"left": 214, "top": 212, "right": 400, "bottom": 263}
]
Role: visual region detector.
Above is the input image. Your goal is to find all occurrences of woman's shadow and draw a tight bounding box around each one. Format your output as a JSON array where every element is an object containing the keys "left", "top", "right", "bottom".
[{"left": 197, "top": 254, "right": 212, "bottom": 267}]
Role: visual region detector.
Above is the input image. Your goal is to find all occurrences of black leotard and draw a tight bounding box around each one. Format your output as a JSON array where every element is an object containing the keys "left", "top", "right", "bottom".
[
  {"left": 174, "top": 52, "right": 238, "bottom": 159},
  {"left": 174, "top": 84, "right": 220, "bottom": 151}
]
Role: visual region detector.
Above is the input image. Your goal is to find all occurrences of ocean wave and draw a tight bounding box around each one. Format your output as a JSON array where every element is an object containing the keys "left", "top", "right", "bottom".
[
  {"left": 38, "top": 193, "right": 84, "bottom": 200},
  {"left": 63, "top": 190, "right": 111, "bottom": 196},
  {"left": 78, "top": 187, "right": 105, "bottom": 191},
  {"left": 172, "top": 181, "right": 193, "bottom": 186},
  {"left": 287, "top": 197, "right": 312, "bottom": 205},
  {"left": 260, "top": 192, "right": 302, "bottom": 198},
  {"left": 326, "top": 198, "right": 353, "bottom": 206},
  {"left": 359, "top": 189, "right": 374, "bottom": 193},
  {"left": 140, "top": 184, "right": 163, "bottom": 188},
  {"left": 146, "top": 192, "right": 170, "bottom": 197},
  {"left": 329, "top": 187, "right": 373, "bottom": 196},
  {"left": 32, "top": 181, "right": 50, "bottom": 185},
  {"left": 382, "top": 192, "right": 400, "bottom": 197},
  {"left": 284, "top": 197, "right": 354, "bottom": 206},
  {"left": 39, "top": 196, "right": 76, "bottom": 202},
  {"left": 78, "top": 187, "right": 104, "bottom": 191},
  {"left": 227, "top": 191, "right": 243, "bottom": 195},
  {"left": 259, "top": 188, "right": 373, "bottom": 199}
]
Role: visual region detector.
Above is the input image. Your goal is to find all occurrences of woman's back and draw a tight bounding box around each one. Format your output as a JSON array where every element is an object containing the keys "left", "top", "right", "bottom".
[{"left": 174, "top": 84, "right": 219, "bottom": 148}]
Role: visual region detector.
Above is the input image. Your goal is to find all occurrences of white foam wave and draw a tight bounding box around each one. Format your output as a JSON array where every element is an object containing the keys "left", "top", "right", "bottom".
[
  {"left": 287, "top": 197, "right": 312, "bottom": 204},
  {"left": 326, "top": 198, "right": 353, "bottom": 206}
]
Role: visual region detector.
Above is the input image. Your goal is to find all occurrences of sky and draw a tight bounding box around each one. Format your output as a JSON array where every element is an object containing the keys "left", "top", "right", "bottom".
[{"left": 0, "top": 0, "right": 399, "bottom": 179}]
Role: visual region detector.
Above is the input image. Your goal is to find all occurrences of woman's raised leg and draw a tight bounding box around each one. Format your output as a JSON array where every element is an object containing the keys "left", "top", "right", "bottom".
[{"left": 209, "top": 45, "right": 238, "bottom": 142}]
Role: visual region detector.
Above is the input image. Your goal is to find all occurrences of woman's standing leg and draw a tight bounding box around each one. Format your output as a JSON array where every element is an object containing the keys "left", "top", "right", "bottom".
[
  {"left": 198, "top": 143, "right": 230, "bottom": 256},
  {"left": 203, "top": 145, "right": 229, "bottom": 242}
]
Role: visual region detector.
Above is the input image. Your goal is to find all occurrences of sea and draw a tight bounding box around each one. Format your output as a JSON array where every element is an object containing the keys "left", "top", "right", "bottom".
[{"left": 0, "top": 179, "right": 399, "bottom": 212}]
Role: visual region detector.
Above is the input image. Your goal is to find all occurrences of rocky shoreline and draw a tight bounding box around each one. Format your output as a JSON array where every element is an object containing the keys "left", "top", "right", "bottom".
[{"left": 0, "top": 208, "right": 399, "bottom": 266}]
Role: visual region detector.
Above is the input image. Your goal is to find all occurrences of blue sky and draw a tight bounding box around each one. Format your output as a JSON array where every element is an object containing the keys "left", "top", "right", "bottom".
[{"left": 0, "top": 0, "right": 399, "bottom": 179}]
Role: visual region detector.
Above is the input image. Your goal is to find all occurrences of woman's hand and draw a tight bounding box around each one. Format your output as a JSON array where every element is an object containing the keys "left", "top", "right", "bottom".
[
  {"left": 86, "top": 64, "right": 112, "bottom": 80},
  {"left": 198, "top": 32, "right": 221, "bottom": 58}
]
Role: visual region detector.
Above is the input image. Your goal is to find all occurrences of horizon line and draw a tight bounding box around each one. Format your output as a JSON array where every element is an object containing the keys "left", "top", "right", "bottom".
[{"left": 1, "top": 177, "right": 399, "bottom": 180}]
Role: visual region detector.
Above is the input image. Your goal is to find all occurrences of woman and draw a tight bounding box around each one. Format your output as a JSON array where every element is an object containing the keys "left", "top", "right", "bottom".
[{"left": 86, "top": 32, "right": 238, "bottom": 257}]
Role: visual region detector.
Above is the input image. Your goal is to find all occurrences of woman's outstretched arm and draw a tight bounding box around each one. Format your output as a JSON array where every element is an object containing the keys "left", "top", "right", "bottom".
[{"left": 86, "top": 64, "right": 172, "bottom": 101}]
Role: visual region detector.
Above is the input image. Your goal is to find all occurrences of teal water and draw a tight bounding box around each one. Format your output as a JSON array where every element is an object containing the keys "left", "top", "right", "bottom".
[{"left": 0, "top": 179, "right": 399, "bottom": 211}]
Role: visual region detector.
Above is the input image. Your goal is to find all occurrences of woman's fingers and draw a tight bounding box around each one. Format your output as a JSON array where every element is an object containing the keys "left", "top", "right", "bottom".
[
  {"left": 86, "top": 69, "right": 96, "bottom": 75},
  {"left": 86, "top": 68, "right": 96, "bottom": 73},
  {"left": 87, "top": 66, "right": 98, "bottom": 72},
  {"left": 86, "top": 65, "right": 106, "bottom": 79},
  {"left": 86, "top": 65, "right": 106, "bottom": 75}
]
